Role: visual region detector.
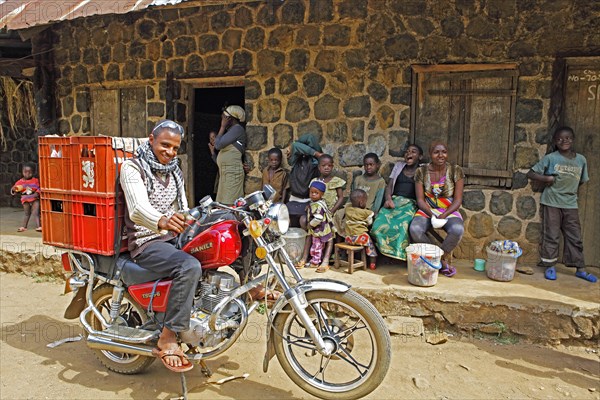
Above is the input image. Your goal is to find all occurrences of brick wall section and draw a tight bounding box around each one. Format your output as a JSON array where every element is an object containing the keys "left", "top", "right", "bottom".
[{"left": 40, "top": 0, "right": 598, "bottom": 263}]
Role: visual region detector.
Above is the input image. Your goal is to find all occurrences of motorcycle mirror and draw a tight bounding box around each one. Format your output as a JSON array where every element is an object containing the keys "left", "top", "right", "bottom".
[
  {"left": 263, "top": 184, "right": 276, "bottom": 201},
  {"left": 199, "top": 195, "right": 213, "bottom": 209}
]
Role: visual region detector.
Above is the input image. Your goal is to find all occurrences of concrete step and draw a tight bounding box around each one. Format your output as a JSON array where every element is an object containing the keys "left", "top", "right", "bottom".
[{"left": 301, "top": 260, "right": 599, "bottom": 346}]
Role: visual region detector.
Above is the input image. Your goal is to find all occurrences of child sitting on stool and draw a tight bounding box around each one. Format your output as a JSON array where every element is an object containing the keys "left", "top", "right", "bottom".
[
  {"left": 296, "top": 180, "right": 335, "bottom": 273},
  {"left": 344, "top": 189, "right": 377, "bottom": 270}
]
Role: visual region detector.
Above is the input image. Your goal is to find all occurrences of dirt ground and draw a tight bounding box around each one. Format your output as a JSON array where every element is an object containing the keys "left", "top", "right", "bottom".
[{"left": 0, "top": 272, "right": 598, "bottom": 400}]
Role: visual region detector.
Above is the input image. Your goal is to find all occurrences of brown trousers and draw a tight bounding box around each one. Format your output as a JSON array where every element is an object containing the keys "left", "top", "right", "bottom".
[{"left": 540, "top": 205, "right": 585, "bottom": 268}]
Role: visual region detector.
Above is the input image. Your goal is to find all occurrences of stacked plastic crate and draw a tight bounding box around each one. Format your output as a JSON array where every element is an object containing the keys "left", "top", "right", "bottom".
[{"left": 39, "top": 136, "right": 134, "bottom": 255}]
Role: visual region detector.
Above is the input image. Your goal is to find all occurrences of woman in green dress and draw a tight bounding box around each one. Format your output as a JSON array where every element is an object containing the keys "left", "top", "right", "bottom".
[
  {"left": 215, "top": 105, "right": 246, "bottom": 205},
  {"left": 371, "top": 144, "right": 423, "bottom": 260}
]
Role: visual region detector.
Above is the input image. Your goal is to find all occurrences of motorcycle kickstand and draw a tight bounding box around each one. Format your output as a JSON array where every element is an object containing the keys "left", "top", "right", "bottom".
[
  {"left": 191, "top": 348, "right": 212, "bottom": 377},
  {"left": 199, "top": 360, "right": 212, "bottom": 377}
]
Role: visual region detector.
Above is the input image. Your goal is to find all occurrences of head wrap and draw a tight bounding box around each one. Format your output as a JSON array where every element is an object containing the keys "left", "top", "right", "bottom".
[
  {"left": 224, "top": 105, "right": 246, "bottom": 122},
  {"left": 310, "top": 180, "right": 326, "bottom": 193}
]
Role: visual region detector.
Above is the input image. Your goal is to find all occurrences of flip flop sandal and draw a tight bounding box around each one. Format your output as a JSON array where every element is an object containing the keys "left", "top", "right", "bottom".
[
  {"left": 516, "top": 266, "right": 534, "bottom": 275},
  {"left": 316, "top": 264, "right": 330, "bottom": 273},
  {"left": 575, "top": 270, "right": 598, "bottom": 283},
  {"left": 152, "top": 347, "right": 193, "bottom": 373},
  {"left": 295, "top": 261, "right": 305, "bottom": 269},
  {"left": 248, "top": 286, "right": 282, "bottom": 306},
  {"left": 35, "top": 227, "right": 42, "bottom": 232},
  {"left": 309, "top": 263, "right": 319, "bottom": 269},
  {"left": 440, "top": 263, "right": 456, "bottom": 277},
  {"left": 17, "top": 227, "right": 27, "bottom": 232},
  {"left": 544, "top": 266, "right": 557, "bottom": 280}
]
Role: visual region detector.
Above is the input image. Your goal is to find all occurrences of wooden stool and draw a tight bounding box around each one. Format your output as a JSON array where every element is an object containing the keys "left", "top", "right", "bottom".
[{"left": 334, "top": 243, "right": 367, "bottom": 274}]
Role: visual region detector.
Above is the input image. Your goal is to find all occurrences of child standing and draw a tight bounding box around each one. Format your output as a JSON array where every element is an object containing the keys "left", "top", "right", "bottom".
[
  {"left": 297, "top": 180, "right": 335, "bottom": 273},
  {"left": 261, "top": 148, "right": 289, "bottom": 203},
  {"left": 527, "top": 126, "right": 595, "bottom": 283},
  {"left": 344, "top": 189, "right": 378, "bottom": 270},
  {"left": 310, "top": 154, "right": 346, "bottom": 215},
  {"left": 11, "top": 163, "right": 41, "bottom": 232}
]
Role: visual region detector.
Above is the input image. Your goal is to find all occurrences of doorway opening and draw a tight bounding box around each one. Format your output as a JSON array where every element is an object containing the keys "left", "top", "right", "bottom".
[{"left": 192, "top": 86, "right": 245, "bottom": 204}]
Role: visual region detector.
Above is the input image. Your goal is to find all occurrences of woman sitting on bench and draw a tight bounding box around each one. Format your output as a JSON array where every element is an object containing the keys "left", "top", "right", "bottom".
[{"left": 409, "top": 141, "right": 465, "bottom": 277}]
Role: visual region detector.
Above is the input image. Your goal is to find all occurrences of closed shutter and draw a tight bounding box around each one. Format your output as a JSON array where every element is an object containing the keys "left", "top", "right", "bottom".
[{"left": 411, "top": 64, "right": 518, "bottom": 187}]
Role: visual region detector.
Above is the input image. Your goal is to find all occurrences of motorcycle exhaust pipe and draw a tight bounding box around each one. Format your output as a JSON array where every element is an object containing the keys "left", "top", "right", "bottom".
[{"left": 87, "top": 334, "right": 155, "bottom": 357}]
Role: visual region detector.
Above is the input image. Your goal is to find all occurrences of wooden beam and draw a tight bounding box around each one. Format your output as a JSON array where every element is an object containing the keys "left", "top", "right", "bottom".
[
  {"left": 412, "top": 64, "right": 519, "bottom": 73},
  {"left": 463, "top": 167, "right": 513, "bottom": 178}
]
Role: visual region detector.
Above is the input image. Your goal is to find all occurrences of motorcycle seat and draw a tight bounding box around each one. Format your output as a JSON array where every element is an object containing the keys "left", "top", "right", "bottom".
[{"left": 116, "top": 254, "right": 169, "bottom": 286}]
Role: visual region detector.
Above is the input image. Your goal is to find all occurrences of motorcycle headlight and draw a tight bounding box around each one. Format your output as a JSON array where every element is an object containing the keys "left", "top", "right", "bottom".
[{"left": 265, "top": 203, "right": 289, "bottom": 235}]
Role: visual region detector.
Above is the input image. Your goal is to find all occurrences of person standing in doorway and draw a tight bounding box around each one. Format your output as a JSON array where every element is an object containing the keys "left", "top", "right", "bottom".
[{"left": 215, "top": 105, "right": 247, "bottom": 205}]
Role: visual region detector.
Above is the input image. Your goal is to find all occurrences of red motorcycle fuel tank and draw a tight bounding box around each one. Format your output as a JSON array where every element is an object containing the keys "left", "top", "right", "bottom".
[
  {"left": 128, "top": 281, "right": 172, "bottom": 312},
  {"left": 182, "top": 220, "right": 242, "bottom": 269}
]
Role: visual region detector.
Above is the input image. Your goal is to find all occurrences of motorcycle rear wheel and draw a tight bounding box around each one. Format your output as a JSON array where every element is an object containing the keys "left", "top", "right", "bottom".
[
  {"left": 272, "top": 290, "right": 391, "bottom": 400},
  {"left": 89, "top": 284, "right": 155, "bottom": 374}
]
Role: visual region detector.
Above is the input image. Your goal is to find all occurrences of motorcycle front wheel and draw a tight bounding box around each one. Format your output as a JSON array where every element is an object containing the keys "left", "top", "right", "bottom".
[
  {"left": 89, "top": 284, "right": 155, "bottom": 374},
  {"left": 272, "top": 290, "right": 391, "bottom": 400}
]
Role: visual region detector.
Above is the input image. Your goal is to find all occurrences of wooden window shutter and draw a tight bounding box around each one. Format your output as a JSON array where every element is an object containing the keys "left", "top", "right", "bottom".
[
  {"left": 410, "top": 64, "right": 518, "bottom": 187},
  {"left": 91, "top": 87, "right": 147, "bottom": 138},
  {"left": 91, "top": 89, "right": 119, "bottom": 136}
]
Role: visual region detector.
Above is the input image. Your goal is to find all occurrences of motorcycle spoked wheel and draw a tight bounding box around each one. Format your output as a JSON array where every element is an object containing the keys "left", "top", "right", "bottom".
[
  {"left": 272, "top": 290, "right": 391, "bottom": 400},
  {"left": 88, "top": 284, "right": 155, "bottom": 374}
]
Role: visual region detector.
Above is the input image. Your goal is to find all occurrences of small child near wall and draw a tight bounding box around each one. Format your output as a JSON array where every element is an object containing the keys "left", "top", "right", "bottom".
[
  {"left": 11, "top": 163, "right": 41, "bottom": 232},
  {"left": 344, "top": 189, "right": 378, "bottom": 270}
]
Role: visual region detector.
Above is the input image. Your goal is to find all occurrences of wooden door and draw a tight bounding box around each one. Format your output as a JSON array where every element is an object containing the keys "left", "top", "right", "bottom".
[{"left": 562, "top": 57, "right": 600, "bottom": 266}]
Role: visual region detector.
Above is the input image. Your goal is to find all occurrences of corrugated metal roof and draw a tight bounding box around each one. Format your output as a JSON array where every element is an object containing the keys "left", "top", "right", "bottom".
[{"left": 0, "top": 0, "right": 188, "bottom": 31}]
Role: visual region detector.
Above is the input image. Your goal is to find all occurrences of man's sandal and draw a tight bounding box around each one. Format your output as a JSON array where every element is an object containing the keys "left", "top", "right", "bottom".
[{"left": 152, "top": 347, "right": 193, "bottom": 373}]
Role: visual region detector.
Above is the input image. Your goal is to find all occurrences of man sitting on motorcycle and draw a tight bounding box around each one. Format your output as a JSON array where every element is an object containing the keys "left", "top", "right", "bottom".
[{"left": 120, "top": 119, "right": 200, "bottom": 372}]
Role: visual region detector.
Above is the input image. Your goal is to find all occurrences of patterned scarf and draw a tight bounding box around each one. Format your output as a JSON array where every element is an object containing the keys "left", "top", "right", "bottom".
[{"left": 135, "top": 141, "right": 185, "bottom": 210}]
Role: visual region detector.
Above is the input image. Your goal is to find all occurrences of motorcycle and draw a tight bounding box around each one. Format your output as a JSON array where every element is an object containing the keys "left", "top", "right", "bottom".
[{"left": 62, "top": 185, "right": 391, "bottom": 399}]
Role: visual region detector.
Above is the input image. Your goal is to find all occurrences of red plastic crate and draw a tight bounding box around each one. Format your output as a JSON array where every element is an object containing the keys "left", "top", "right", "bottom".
[
  {"left": 71, "top": 194, "right": 128, "bottom": 256},
  {"left": 70, "top": 136, "right": 134, "bottom": 196},
  {"left": 38, "top": 136, "right": 72, "bottom": 191},
  {"left": 40, "top": 191, "right": 73, "bottom": 249}
]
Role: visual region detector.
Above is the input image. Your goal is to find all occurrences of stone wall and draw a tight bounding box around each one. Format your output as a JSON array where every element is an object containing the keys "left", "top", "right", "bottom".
[
  {"left": 0, "top": 77, "right": 38, "bottom": 207},
  {"left": 0, "top": 125, "right": 38, "bottom": 207},
  {"left": 41, "top": 0, "right": 599, "bottom": 264}
]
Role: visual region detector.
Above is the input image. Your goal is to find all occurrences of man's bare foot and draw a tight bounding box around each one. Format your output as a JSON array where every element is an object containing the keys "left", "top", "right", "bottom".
[{"left": 156, "top": 328, "right": 190, "bottom": 369}]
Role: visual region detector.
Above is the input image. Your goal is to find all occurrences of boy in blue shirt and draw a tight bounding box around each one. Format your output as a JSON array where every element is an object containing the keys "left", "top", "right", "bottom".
[{"left": 527, "top": 126, "right": 595, "bottom": 282}]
